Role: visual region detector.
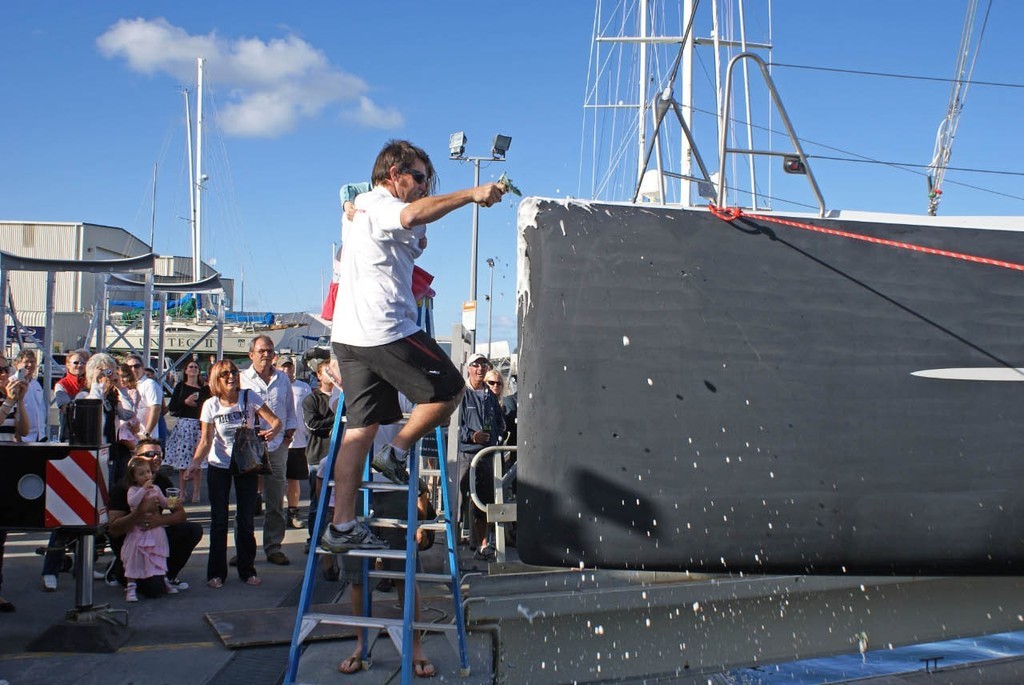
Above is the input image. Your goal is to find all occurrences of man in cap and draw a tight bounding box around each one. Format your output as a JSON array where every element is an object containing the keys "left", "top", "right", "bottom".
[{"left": 457, "top": 353, "right": 505, "bottom": 561}]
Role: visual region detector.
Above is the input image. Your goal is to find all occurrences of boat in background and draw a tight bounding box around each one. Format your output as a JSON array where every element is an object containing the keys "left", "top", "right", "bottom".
[{"left": 516, "top": 1, "right": 1024, "bottom": 575}]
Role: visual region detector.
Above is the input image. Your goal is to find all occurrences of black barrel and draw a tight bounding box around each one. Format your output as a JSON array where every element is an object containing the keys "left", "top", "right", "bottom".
[{"left": 69, "top": 398, "right": 103, "bottom": 446}]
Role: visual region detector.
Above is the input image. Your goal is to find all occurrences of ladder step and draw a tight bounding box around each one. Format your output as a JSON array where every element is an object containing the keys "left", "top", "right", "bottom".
[
  {"left": 368, "top": 570, "right": 454, "bottom": 584},
  {"left": 361, "top": 481, "right": 410, "bottom": 492},
  {"left": 346, "top": 548, "right": 407, "bottom": 560},
  {"left": 327, "top": 480, "right": 412, "bottom": 492},
  {"left": 362, "top": 517, "right": 449, "bottom": 531},
  {"left": 420, "top": 468, "right": 441, "bottom": 476},
  {"left": 303, "top": 612, "right": 458, "bottom": 633}
]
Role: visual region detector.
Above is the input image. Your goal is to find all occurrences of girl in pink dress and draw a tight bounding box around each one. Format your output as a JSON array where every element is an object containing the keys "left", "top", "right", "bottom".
[{"left": 121, "top": 457, "right": 171, "bottom": 602}]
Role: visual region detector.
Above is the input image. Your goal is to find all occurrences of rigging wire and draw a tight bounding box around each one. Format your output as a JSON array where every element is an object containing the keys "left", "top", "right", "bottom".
[{"left": 766, "top": 61, "right": 1022, "bottom": 91}]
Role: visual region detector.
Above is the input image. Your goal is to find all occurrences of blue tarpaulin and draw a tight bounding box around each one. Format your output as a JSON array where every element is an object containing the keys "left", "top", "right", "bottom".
[{"left": 224, "top": 311, "right": 275, "bottom": 325}]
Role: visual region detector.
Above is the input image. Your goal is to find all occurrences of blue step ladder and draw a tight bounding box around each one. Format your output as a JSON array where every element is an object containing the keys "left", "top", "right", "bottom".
[{"left": 284, "top": 299, "right": 469, "bottom": 684}]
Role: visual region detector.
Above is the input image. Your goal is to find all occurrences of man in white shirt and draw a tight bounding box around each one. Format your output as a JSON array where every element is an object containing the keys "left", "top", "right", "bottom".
[
  {"left": 127, "top": 353, "right": 162, "bottom": 442},
  {"left": 241, "top": 335, "right": 297, "bottom": 565},
  {"left": 322, "top": 139, "right": 506, "bottom": 552},
  {"left": 14, "top": 349, "right": 47, "bottom": 442}
]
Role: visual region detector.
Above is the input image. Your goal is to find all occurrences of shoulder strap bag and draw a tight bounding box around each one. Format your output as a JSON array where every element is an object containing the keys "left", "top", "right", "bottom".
[{"left": 230, "top": 389, "right": 272, "bottom": 474}]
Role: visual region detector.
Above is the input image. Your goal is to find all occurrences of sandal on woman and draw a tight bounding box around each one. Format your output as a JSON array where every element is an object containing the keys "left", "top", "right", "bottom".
[
  {"left": 414, "top": 659, "right": 436, "bottom": 678},
  {"left": 244, "top": 575, "right": 262, "bottom": 586},
  {"left": 338, "top": 653, "right": 363, "bottom": 674},
  {"left": 207, "top": 577, "right": 224, "bottom": 589}
]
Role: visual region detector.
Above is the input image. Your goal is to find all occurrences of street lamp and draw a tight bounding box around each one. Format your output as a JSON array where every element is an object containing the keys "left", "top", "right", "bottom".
[
  {"left": 449, "top": 131, "right": 512, "bottom": 352},
  {"left": 485, "top": 257, "right": 495, "bottom": 359}
]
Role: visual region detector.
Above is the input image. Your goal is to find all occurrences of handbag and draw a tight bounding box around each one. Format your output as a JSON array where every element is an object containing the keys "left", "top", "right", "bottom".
[{"left": 230, "top": 390, "right": 271, "bottom": 474}]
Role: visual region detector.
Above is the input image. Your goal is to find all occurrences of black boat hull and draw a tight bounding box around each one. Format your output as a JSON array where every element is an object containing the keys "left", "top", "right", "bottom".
[{"left": 516, "top": 199, "right": 1024, "bottom": 574}]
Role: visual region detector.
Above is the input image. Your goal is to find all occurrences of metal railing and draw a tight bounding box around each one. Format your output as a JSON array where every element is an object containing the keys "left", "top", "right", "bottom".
[
  {"left": 468, "top": 445, "right": 518, "bottom": 562},
  {"left": 716, "top": 52, "right": 827, "bottom": 217}
]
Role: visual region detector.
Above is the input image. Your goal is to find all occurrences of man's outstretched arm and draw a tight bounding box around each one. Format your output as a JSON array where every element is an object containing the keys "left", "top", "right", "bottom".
[{"left": 400, "top": 183, "right": 505, "bottom": 228}]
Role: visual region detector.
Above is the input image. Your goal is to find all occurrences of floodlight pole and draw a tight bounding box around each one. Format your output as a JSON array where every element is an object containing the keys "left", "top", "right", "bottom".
[
  {"left": 470, "top": 159, "right": 481, "bottom": 306},
  {"left": 486, "top": 257, "right": 495, "bottom": 359},
  {"left": 451, "top": 151, "right": 506, "bottom": 352}
]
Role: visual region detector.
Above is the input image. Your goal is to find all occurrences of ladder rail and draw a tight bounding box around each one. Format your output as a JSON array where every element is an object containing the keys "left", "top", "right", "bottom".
[{"left": 284, "top": 390, "right": 347, "bottom": 685}]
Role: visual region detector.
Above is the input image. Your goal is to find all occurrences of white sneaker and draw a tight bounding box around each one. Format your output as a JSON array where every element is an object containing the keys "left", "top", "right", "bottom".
[
  {"left": 42, "top": 575, "right": 57, "bottom": 592},
  {"left": 163, "top": 577, "right": 178, "bottom": 595},
  {"left": 125, "top": 584, "right": 138, "bottom": 602}
]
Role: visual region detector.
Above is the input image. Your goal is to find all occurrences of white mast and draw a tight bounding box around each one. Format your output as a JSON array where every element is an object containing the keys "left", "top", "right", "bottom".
[
  {"left": 183, "top": 88, "right": 196, "bottom": 279},
  {"left": 681, "top": 0, "right": 696, "bottom": 204},
  {"left": 637, "top": 0, "right": 649, "bottom": 185},
  {"left": 194, "top": 57, "right": 205, "bottom": 282}
]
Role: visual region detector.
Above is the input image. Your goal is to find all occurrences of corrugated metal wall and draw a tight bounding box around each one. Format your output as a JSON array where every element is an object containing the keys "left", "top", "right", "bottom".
[
  {"left": 0, "top": 222, "right": 82, "bottom": 312},
  {"left": 1, "top": 221, "right": 150, "bottom": 349}
]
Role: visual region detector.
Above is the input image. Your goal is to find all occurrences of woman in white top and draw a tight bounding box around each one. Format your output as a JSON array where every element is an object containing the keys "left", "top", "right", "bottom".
[{"left": 186, "top": 359, "right": 281, "bottom": 589}]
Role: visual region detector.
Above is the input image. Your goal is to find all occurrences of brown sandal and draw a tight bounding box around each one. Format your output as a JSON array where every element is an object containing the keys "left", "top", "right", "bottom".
[
  {"left": 414, "top": 659, "right": 436, "bottom": 678},
  {"left": 338, "top": 653, "right": 363, "bottom": 674}
]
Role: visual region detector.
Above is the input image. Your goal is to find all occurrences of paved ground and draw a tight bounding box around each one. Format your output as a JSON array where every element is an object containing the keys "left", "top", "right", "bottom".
[{"left": 0, "top": 488, "right": 492, "bottom": 685}]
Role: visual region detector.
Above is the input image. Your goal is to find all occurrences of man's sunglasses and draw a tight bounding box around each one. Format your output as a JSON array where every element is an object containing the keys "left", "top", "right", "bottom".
[{"left": 401, "top": 167, "right": 427, "bottom": 185}]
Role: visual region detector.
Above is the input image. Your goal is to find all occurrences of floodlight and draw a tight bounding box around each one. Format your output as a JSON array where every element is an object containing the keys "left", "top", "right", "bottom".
[
  {"left": 449, "top": 131, "right": 467, "bottom": 159},
  {"left": 491, "top": 134, "right": 512, "bottom": 159}
]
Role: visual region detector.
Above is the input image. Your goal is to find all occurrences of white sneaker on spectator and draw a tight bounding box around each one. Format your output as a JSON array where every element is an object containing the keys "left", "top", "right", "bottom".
[{"left": 42, "top": 575, "right": 57, "bottom": 592}]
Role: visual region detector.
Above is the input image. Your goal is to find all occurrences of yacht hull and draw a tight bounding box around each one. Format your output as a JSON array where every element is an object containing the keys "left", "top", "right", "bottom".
[{"left": 516, "top": 198, "right": 1024, "bottom": 574}]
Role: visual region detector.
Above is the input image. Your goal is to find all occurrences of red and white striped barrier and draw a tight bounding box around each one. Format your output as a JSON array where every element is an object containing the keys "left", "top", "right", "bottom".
[{"left": 44, "top": 448, "right": 109, "bottom": 528}]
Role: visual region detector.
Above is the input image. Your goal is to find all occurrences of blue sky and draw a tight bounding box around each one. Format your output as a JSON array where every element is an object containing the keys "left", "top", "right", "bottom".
[{"left": 3, "top": 2, "right": 1023, "bottom": 349}]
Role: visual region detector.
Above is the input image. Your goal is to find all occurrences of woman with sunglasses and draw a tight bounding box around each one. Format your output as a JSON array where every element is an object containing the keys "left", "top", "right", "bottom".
[
  {"left": 186, "top": 360, "right": 281, "bottom": 588},
  {"left": 165, "top": 360, "right": 211, "bottom": 503}
]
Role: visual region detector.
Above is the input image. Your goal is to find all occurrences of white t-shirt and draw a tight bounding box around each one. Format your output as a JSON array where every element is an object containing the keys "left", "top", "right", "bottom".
[
  {"left": 289, "top": 380, "right": 312, "bottom": 449},
  {"left": 21, "top": 380, "right": 46, "bottom": 442},
  {"left": 199, "top": 390, "right": 265, "bottom": 470},
  {"left": 330, "top": 185, "right": 426, "bottom": 347},
  {"left": 135, "top": 377, "right": 163, "bottom": 439}
]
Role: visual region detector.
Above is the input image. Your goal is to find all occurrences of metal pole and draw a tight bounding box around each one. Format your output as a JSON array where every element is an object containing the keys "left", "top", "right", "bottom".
[
  {"left": 194, "top": 57, "right": 205, "bottom": 283},
  {"left": 468, "top": 159, "right": 480, "bottom": 352},
  {"left": 486, "top": 258, "right": 494, "bottom": 359}
]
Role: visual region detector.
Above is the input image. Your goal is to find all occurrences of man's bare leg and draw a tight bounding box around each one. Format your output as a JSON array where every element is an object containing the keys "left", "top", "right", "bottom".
[
  {"left": 389, "top": 392, "right": 463, "bottom": 452},
  {"left": 331, "top": 425, "right": 378, "bottom": 526}
]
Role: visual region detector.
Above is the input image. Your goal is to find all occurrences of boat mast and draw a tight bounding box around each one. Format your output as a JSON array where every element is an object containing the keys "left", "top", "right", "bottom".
[
  {"left": 183, "top": 87, "right": 196, "bottom": 279},
  {"left": 194, "top": 57, "right": 205, "bottom": 282},
  {"left": 637, "top": 0, "right": 649, "bottom": 184},
  {"left": 681, "top": 0, "right": 696, "bottom": 204}
]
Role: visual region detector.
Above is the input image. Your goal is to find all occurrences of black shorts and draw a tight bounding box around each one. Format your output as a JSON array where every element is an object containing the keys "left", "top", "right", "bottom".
[
  {"left": 333, "top": 330, "right": 463, "bottom": 428},
  {"left": 286, "top": 447, "right": 307, "bottom": 480}
]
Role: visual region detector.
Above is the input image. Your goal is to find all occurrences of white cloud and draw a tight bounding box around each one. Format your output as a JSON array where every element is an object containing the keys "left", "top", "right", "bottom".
[
  {"left": 343, "top": 96, "right": 405, "bottom": 129},
  {"left": 96, "top": 17, "right": 403, "bottom": 137}
]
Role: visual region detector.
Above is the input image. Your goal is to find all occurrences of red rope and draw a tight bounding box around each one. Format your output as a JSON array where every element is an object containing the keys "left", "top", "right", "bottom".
[{"left": 708, "top": 204, "right": 1024, "bottom": 273}]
